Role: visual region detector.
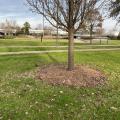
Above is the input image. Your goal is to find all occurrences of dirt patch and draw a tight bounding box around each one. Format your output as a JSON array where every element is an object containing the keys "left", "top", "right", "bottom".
[{"left": 37, "top": 64, "right": 107, "bottom": 87}]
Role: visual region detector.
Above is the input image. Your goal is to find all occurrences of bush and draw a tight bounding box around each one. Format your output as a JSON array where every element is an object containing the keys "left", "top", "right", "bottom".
[
  {"left": 4, "top": 35, "right": 15, "bottom": 39},
  {"left": 117, "top": 35, "right": 120, "bottom": 40},
  {"left": 0, "top": 35, "right": 4, "bottom": 39}
]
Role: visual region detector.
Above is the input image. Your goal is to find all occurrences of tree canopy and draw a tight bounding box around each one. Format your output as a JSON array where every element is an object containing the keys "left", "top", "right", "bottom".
[
  {"left": 26, "top": 0, "right": 104, "bottom": 70},
  {"left": 110, "top": 0, "right": 120, "bottom": 23},
  {"left": 23, "top": 22, "right": 31, "bottom": 35}
]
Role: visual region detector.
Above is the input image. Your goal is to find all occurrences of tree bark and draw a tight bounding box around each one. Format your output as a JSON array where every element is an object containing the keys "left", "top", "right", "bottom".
[
  {"left": 67, "top": 0, "right": 74, "bottom": 71},
  {"left": 68, "top": 29, "right": 74, "bottom": 71},
  {"left": 90, "top": 24, "right": 93, "bottom": 44}
]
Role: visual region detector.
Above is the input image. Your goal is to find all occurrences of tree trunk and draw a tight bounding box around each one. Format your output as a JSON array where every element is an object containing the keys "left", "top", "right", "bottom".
[
  {"left": 90, "top": 25, "right": 93, "bottom": 44},
  {"left": 107, "top": 39, "right": 109, "bottom": 45},
  {"left": 90, "top": 34, "right": 92, "bottom": 45},
  {"left": 68, "top": 29, "right": 74, "bottom": 71},
  {"left": 68, "top": 0, "right": 74, "bottom": 71},
  {"left": 100, "top": 39, "right": 102, "bottom": 45}
]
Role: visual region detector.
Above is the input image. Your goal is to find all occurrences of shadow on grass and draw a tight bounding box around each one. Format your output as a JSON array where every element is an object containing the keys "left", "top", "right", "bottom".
[{"left": 46, "top": 53, "right": 60, "bottom": 64}]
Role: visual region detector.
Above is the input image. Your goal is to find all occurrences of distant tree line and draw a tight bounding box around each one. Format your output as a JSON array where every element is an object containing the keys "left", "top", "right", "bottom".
[{"left": 0, "top": 20, "right": 31, "bottom": 36}]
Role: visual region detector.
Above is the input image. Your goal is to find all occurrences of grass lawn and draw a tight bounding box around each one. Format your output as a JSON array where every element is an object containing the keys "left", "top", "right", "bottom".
[
  {"left": 0, "top": 38, "right": 120, "bottom": 46},
  {"left": 0, "top": 45, "right": 120, "bottom": 52},
  {"left": 0, "top": 38, "right": 68, "bottom": 46},
  {"left": 0, "top": 38, "right": 120, "bottom": 53},
  {"left": 0, "top": 47, "right": 68, "bottom": 52},
  {"left": 0, "top": 51, "right": 120, "bottom": 120}
]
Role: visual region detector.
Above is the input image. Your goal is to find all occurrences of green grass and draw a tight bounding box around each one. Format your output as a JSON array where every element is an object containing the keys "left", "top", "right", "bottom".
[
  {"left": 0, "top": 51, "right": 120, "bottom": 120},
  {"left": 0, "top": 38, "right": 120, "bottom": 53},
  {"left": 0, "top": 47, "right": 68, "bottom": 52},
  {"left": 0, "top": 45, "right": 120, "bottom": 52},
  {"left": 0, "top": 38, "right": 120, "bottom": 46},
  {"left": 0, "top": 39, "right": 68, "bottom": 46},
  {"left": 0, "top": 37, "right": 120, "bottom": 119}
]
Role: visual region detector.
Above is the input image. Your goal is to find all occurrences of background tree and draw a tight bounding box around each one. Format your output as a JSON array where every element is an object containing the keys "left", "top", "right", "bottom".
[
  {"left": 44, "top": 25, "right": 54, "bottom": 36},
  {"left": 22, "top": 22, "right": 31, "bottom": 35},
  {"left": 109, "top": 0, "right": 120, "bottom": 23},
  {"left": 117, "top": 31, "right": 120, "bottom": 39},
  {"left": 0, "top": 19, "right": 18, "bottom": 35},
  {"left": 26, "top": 0, "right": 103, "bottom": 70},
  {"left": 35, "top": 24, "right": 43, "bottom": 30},
  {"left": 84, "top": 8, "right": 103, "bottom": 44}
]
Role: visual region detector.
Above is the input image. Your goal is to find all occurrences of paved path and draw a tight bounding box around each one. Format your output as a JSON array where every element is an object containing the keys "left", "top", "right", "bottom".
[{"left": 0, "top": 48, "right": 120, "bottom": 56}]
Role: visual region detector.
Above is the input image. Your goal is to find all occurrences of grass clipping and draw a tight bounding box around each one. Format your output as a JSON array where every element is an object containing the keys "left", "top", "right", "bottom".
[{"left": 37, "top": 64, "right": 106, "bottom": 87}]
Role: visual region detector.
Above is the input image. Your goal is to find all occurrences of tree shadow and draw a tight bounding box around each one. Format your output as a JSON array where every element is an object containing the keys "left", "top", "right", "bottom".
[{"left": 46, "top": 53, "right": 60, "bottom": 64}]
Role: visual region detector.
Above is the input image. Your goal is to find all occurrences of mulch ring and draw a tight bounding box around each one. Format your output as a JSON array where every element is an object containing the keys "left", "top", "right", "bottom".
[{"left": 36, "top": 64, "right": 107, "bottom": 87}]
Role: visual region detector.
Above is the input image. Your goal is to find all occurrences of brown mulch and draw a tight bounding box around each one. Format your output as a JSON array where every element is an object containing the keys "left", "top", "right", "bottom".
[{"left": 37, "top": 64, "right": 107, "bottom": 87}]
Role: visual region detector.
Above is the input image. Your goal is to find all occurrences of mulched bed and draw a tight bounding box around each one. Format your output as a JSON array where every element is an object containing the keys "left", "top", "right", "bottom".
[{"left": 37, "top": 64, "right": 107, "bottom": 87}]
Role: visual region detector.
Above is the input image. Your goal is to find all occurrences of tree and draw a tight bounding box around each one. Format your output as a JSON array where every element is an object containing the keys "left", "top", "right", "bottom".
[
  {"left": 23, "top": 22, "right": 31, "bottom": 35},
  {"left": 26, "top": 0, "right": 103, "bottom": 70},
  {"left": 44, "top": 25, "right": 54, "bottom": 35},
  {"left": 86, "top": 9, "right": 103, "bottom": 44},
  {"left": 109, "top": 0, "right": 120, "bottom": 23},
  {"left": 35, "top": 24, "right": 43, "bottom": 30},
  {"left": 117, "top": 31, "right": 120, "bottom": 39},
  {"left": 0, "top": 19, "right": 18, "bottom": 35}
]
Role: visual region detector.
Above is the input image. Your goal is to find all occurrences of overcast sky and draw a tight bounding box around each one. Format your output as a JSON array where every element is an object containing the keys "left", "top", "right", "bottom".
[{"left": 0, "top": 0, "right": 119, "bottom": 32}]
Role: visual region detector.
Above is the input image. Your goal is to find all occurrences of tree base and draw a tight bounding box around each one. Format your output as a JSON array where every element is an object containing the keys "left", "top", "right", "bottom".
[{"left": 37, "top": 64, "right": 107, "bottom": 87}]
